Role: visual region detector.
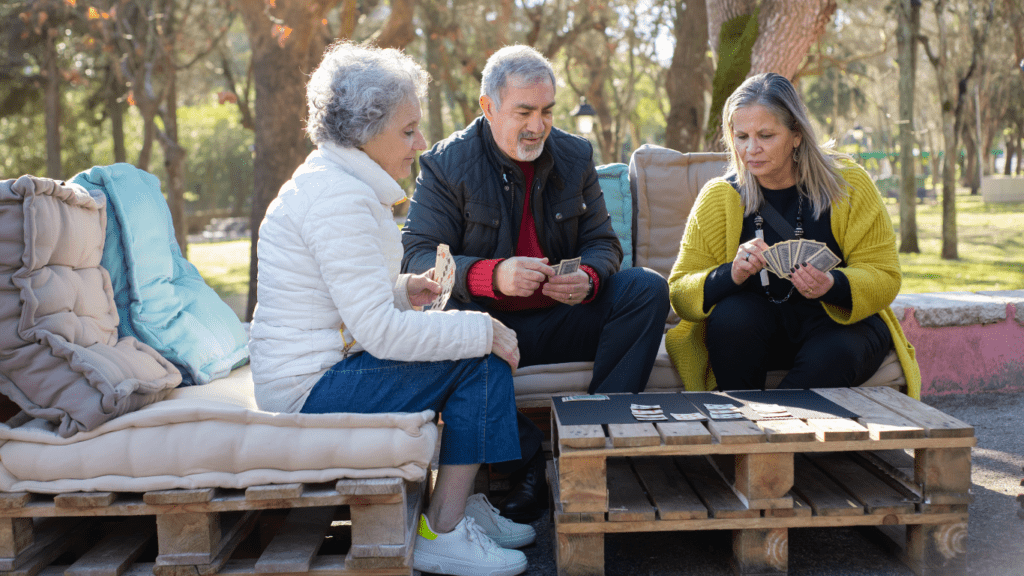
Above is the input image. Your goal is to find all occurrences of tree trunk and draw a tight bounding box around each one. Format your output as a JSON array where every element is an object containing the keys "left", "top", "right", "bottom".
[
  {"left": 108, "top": 95, "right": 127, "bottom": 164},
  {"left": 707, "top": 0, "right": 756, "bottom": 63},
  {"left": 159, "top": 31, "right": 188, "bottom": 258},
  {"left": 373, "top": 0, "right": 416, "bottom": 49},
  {"left": 238, "top": 2, "right": 329, "bottom": 320},
  {"left": 665, "top": 0, "right": 710, "bottom": 153},
  {"left": 897, "top": 0, "right": 920, "bottom": 253},
  {"left": 44, "top": 26, "right": 61, "bottom": 180},
  {"left": 749, "top": 0, "right": 837, "bottom": 78},
  {"left": 424, "top": 12, "right": 446, "bottom": 144}
]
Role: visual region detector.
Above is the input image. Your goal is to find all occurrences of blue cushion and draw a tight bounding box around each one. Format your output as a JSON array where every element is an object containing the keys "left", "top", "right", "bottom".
[
  {"left": 596, "top": 163, "right": 633, "bottom": 269},
  {"left": 71, "top": 164, "right": 248, "bottom": 385}
]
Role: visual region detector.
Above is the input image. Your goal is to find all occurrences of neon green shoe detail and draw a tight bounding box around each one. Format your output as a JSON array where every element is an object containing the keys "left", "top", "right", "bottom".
[{"left": 417, "top": 514, "right": 437, "bottom": 540}]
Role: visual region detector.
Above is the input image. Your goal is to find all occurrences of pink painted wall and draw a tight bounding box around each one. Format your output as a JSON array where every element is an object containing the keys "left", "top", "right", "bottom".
[{"left": 901, "top": 303, "right": 1024, "bottom": 396}]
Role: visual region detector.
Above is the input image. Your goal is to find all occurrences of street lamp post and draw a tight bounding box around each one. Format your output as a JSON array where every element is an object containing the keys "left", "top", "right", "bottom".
[{"left": 570, "top": 96, "right": 596, "bottom": 135}]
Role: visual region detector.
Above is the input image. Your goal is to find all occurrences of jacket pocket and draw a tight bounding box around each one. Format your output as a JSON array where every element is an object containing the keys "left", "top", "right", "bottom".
[
  {"left": 550, "top": 196, "right": 588, "bottom": 223},
  {"left": 463, "top": 201, "right": 502, "bottom": 253}
]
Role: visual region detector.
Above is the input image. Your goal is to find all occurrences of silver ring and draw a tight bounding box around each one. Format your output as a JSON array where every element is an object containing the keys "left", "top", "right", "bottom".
[{"left": 744, "top": 252, "right": 751, "bottom": 262}]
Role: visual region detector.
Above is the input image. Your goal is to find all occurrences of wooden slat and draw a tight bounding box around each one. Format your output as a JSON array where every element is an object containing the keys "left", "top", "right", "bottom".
[
  {"left": 632, "top": 457, "right": 708, "bottom": 520},
  {"left": 144, "top": 488, "right": 215, "bottom": 506},
  {"left": 805, "top": 418, "right": 870, "bottom": 442},
  {"left": 552, "top": 405, "right": 607, "bottom": 450},
  {"left": 756, "top": 419, "right": 817, "bottom": 443},
  {"left": 254, "top": 506, "right": 334, "bottom": 573},
  {"left": 336, "top": 477, "right": 403, "bottom": 496},
  {"left": 706, "top": 419, "right": 767, "bottom": 445},
  {"left": 54, "top": 493, "right": 116, "bottom": 509},
  {"left": 606, "top": 459, "right": 655, "bottom": 522},
  {"left": 656, "top": 421, "right": 712, "bottom": 445},
  {"left": 806, "top": 453, "right": 916, "bottom": 515},
  {"left": 814, "top": 388, "right": 925, "bottom": 440},
  {"left": 245, "top": 484, "right": 303, "bottom": 501},
  {"left": 674, "top": 456, "right": 758, "bottom": 519},
  {"left": 853, "top": 387, "right": 974, "bottom": 438},
  {"left": 765, "top": 492, "right": 812, "bottom": 518},
  {"left": 607, "top": 423, "right": 661, "bottom": 448},
  {"left": 65, "top": 519, "right": 153, "bottom": 576},
  {"left": 792, "top": 454, "right": 864, "bottom": 516},
  {"left": 0, "top": 493, "right": 31, "bottom": 510}
]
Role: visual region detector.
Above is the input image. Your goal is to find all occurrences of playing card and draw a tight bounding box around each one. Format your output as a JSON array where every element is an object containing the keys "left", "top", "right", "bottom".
[
  {"left": 634, "top": 414, "right": 669, "bottom": 421},
  {"left": 427, "top": 244, "right": 456, "bottom": 311},
  {"left": 631, "top": 409, "right": 665, "bottom": 415},
  {"left": 710, "top": 413, "right": 745, "bottom": 419},
  {"left": 763, "top": 245, "right": 785, "bottom": 278},
  {"left": 704, "top": 404, "right": 739, "bottom": 410},
  {"left": 561, "top": 394, "right": 610, "bottom": 402},
  {"left": 556, "top": 257, "right": 581, "bottom": 276},
  {"left": 671, "top": 413, "right": 707, "bottom": 421},
  {"left": 777, "top": 241, "right": 793, "bottom": 273},
  {"left": 806, "top": 245, "right": 841, "bottom": 272},
  {"left": 631, "top": 404, "right": 661, "bottom": 409}
]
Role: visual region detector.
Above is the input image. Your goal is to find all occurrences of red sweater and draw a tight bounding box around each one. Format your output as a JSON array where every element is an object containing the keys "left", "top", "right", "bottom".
[{"left": 466, "top": 161, "right": 598, "bottom": 311}]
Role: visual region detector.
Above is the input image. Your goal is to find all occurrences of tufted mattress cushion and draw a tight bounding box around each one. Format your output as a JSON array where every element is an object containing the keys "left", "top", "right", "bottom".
[{"left": 0, "top": 365, "right": 437, "bottom": 494}]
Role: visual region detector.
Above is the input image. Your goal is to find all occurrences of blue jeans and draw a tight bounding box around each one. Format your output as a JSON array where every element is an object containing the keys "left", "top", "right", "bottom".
[{"left": 301, "top": 352, "right": 521, "bottom": 467}]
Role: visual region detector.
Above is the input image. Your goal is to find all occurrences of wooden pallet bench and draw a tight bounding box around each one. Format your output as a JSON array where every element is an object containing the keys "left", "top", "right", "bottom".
[
  {"left": 549, "top": 386, "right": 975, "bottom": 576},
  {"left": 0, "top": 477, "right": 426, "bottom": 576}
]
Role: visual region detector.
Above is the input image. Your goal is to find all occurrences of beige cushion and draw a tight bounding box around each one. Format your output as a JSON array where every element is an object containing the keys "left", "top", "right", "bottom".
[{"left": 0, "top": 365, "right": 438, "bottom": 494}]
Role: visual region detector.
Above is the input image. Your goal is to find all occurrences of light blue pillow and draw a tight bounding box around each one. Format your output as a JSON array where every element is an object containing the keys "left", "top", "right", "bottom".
[
  {"left": 71, "top": 164, "right": 248, "bottom": 385},
  {"left": 596, "top": 163, "right": 633, "bottom": 269}
]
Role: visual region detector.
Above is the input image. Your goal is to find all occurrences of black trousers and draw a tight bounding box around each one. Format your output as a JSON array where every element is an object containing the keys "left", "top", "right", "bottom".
[
  {"left": 450, "top": 267, "right": 669, "bottom": 473},
  {"left": 705, "top": 291, "right": 893, "bottom": 391}
]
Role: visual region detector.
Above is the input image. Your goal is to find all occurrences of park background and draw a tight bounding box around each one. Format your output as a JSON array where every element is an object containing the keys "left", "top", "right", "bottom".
[{"left": 2, "top": 0, "right": 1023, "bottom": 321}]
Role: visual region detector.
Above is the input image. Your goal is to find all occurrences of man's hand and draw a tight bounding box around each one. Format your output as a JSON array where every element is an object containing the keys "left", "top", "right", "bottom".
[
  {"left": 407, "top": 269, "right": 441, "bottom": 307},
  {"left": 490, "top": 317, "right": 520, "bottom": 374},
  {"left": 493, "top": 257, "right": 555, "bottom": 297},
  {"left": 542, "top": 269, "right": 590, "bottom": 305}
]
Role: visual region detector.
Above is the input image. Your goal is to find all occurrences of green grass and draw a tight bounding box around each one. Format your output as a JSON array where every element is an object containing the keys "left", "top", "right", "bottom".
[
  {"left": 885, "top": 191, "right": 1024, "bottom": 293},
  {"left": 189, "top": 192, "right": 1024, "bottom": 307}
]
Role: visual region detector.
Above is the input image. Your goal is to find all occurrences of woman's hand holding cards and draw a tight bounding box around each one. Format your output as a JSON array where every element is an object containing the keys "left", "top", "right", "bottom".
[
  {"left": 732, "top": 238, "right": 770, "bottom": 285},
  {"left": 790, "top": 263, "right": 834, "bottom": 299}
]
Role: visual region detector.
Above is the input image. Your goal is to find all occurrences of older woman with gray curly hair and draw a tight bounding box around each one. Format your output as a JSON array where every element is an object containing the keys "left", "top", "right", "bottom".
[{"left": 249, "top": 42, "right": 531, "bottom": 576}]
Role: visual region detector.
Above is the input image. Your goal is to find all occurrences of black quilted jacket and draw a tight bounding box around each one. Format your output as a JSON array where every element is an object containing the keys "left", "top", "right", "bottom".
[{"left": 401, "top": 116, "right": 623, "bottom": 305}]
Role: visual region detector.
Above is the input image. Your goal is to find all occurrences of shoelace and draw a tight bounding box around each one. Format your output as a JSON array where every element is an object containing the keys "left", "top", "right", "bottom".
[
  {"left": 469, "top": 494, "right": 515, "bottom": 532},
  {"left": 462, "top": 516, "right": 501, "bottom": 554}
]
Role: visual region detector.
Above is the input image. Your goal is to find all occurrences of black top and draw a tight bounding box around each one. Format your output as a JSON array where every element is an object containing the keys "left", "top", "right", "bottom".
[{"left": 703, "top": 183, "right": 852, "bottom": 311}]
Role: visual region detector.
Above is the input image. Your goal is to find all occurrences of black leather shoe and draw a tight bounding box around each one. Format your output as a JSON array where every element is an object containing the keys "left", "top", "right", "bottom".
[{"left": 497, "top": 451, "right": 549, "bottom": 523}]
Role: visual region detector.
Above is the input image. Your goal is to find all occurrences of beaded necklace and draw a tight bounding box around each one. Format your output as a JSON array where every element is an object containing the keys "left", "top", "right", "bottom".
[{"left": 755, "top": 194, "right": 803, "bottom": 304}]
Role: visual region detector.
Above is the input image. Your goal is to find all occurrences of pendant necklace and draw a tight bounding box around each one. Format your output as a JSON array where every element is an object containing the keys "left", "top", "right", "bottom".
[{"left": 755, "top": 194, "right": 803, "bottom": 304}]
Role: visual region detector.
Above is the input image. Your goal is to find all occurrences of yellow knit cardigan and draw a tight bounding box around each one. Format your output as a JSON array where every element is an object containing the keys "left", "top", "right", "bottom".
[{"left": 665, "top": 161, "right": 922, "bottom": 399}]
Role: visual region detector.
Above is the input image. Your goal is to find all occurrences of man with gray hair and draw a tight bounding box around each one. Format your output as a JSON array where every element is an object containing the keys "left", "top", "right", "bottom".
[{"left": 402, "top": 45, "right": 669, "bottom": 523}]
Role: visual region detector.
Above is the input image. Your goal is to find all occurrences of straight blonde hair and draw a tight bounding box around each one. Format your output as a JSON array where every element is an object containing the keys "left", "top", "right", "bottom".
[{"left": 722, "top": 73, "right": 851, "bottom": 219}]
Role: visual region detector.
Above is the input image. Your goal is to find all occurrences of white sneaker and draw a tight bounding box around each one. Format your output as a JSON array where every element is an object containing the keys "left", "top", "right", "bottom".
[
  {"left": 413, "top": 514, "right": 527, "bottom": 576},
  {"left": 464, "top": 493, "right": 537, "bottom": 549}
]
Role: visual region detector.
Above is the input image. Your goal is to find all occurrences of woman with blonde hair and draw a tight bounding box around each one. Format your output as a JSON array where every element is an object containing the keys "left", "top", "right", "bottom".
[{"left": 665, "top": 72, "right": 921, "bottom": 397}]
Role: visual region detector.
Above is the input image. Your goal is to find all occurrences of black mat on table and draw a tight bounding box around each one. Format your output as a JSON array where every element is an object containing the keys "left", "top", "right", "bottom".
[
  {"left": 552, "top": 393, "right": 703, "bottom": 426},
  {"left": 724, "top": 390, "right": 858, "bottom": 420}
]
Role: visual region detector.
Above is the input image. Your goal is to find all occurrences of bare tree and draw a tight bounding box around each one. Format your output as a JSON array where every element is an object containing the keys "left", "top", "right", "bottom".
[
  {"left": 897, "top": 0, "right": 921, "bottom": 253},
  {"left": 919, "top": 0, "right": 994, "bottom": 259},
  {"left": 665, "top": 0, "right": 711, "bottom": 153}
]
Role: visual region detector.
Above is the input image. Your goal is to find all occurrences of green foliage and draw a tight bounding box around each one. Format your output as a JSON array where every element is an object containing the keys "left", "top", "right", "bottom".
[
  {"left": 705, "top": 9, "right": 759, "bottom": 147},
  {"left": 147, "top": 103, "right": 255, "bottom": 215},
  {"left": 804, "top": 64, "right": 869, "bottom": 129}
]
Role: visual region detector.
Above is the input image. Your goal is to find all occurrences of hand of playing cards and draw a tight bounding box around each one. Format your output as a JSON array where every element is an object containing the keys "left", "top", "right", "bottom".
[
  {"left": 426, "top": 244, "right": 455, "bottom": 311},
  {"left": 760, "top": 239, "right": 840, "bottom": 279},
  {"left": 551, "top": 257, "right": 581, "bottom": 276}
]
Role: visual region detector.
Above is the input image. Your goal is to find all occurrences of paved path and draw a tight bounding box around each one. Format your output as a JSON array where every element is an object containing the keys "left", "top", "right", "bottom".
[{"left": 513, "top": 391, "right": 1024, "bottom": 576}]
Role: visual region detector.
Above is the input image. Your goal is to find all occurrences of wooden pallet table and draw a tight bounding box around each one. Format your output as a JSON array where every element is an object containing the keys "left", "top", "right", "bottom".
[
  {"left": 0, "top": 477, "right": 426, "bottom": 576},
  {"left": 550, "top": 387, "right": 975, "bottom": 576}
]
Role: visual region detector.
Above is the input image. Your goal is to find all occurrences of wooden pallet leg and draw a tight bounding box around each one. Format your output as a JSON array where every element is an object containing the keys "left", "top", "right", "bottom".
[
  {"left": 558, "top": 457, "right": 608, "bottom": 514},
  {"left": 345, "top": 478, "right": 422, "bottom": 572},
  {"left": 734, "top": 453, "right": 794, "bottom": 510},
  {"left": 154, "top": 511, "right": 260, "bottom": 576},
  {"left": 733, "top": 527, "right": 788, "bottom": 575},
  {"left": 555, "top": 532, "right": 604, "bottom": 576},
  {"left": 0, "top": 517, "right": 34, "bottom": 559},
  {"left": 904, "top": 447, "right": 971, "bottom": 576},
  {"left": 0, "top": 517, "right": 87, "bottom": 574}
]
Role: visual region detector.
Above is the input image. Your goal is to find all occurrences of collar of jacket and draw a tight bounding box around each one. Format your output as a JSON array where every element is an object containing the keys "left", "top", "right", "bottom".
[
  {"left": 318, "top": 141, "right": 408, "bottom": 208},
  {"left": 478, "top": 117, "right": 565, "bottom": 192}
]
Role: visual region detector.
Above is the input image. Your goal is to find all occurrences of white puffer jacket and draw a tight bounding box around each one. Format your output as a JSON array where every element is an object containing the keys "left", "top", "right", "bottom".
[{"left": 249, "top": 143, "right": 493, "bottom": 413}]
